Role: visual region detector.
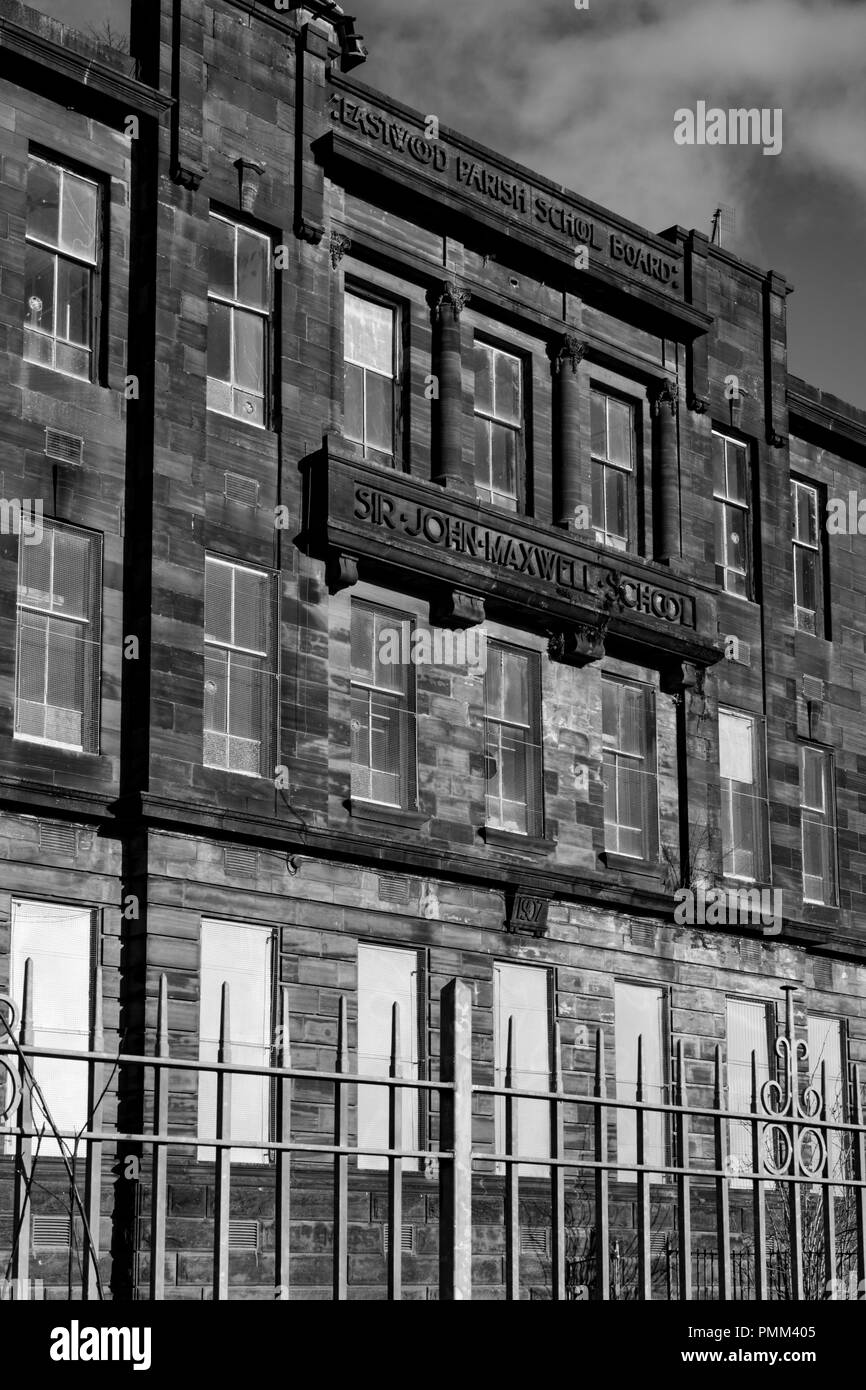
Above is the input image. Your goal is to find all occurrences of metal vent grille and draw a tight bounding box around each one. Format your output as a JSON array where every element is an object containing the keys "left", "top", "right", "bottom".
[
  {"left": 378, "top": 875, "right": 410, "bottom": 906},
  {"left": 224, "top": 472, "right": 259, "bottom": 507},
  {"left": 32, "top": 1216, "right": 72, "bottom": 1249},
  {"left": 224, "top": 846, "right": 257, "bottom": 876},
  {"left": 44, "top": 429, "right": 84, "bottom": 465},
  {"left": 725, "top": 636, "right": 751, "bottom": 667},
  {"left": 812, "top": 958, "right": 833, "bottom": 991},
  {"left": 630, "top": 923, "right": 655, "bottom": 949},
  {"left": 803, "top": 676, "right": 824, "bottom": 702},
  {"left": 228, "top": 1220, "right": 259, "bottom": 1251},
  {"left": 520, "top": 1227, "right": 548, "bottom": 1255},
  {"left": 382, "top": 1224, "right": 415, "bottom": 1254},
  {"left": 39, "top": 822, "right": 77, "bottom": 856}
]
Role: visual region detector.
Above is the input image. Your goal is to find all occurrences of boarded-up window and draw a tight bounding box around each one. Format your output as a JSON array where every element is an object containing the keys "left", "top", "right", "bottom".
[
  {"left": 7, "top": 901, "right": 92, "bottom": 1157},
  {"left": 726, "top": 997, "right": 772, "bottom": 1186},
  {"left": 198, "top": 920, "right": 272, "bottom": 1164},
  {"left": 808, "top": 1015, "right": 847, "bottom": 1189},
  {"left": 615, "top": 981, "right": 666, "bottom": 1181},
  {"left": 357, "top": 944, "right": 420, "bottom": 1171},
  {"left": 494, "top": 962, "right": 550, "bottom": 1175}
]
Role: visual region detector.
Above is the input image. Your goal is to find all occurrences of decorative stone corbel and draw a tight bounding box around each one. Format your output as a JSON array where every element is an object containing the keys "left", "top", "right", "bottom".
[
  {"left": 295, "top": 214, "right": 325, "bottom": 246},
  {"left": 548, "top": 621, "right": 608, "bottom": 668},
  {"left": 433, "top": 280, "right": 471, "bottom": 322},
  {"left": 326, "top": 553, "right": 358, "bottom": 593},
  {"left": 171, "top": 159, "right": 208, "bottom": 191},
  {"left": 329, "top": 231, "right": 352, "bottom": 269},
  {"left": 551, "top": 333, "right": 588, "bottom": 375},
  {"left": 235, "top": 158, "right": 266, "bottom": 214},
  {"left": 430, "top": 589, "right": 485, "bottom": 629}
]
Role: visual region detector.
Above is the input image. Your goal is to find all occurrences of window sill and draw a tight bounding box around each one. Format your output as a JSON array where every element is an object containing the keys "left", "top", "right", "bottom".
[
  {"left": 481, "top": 827, "right": 554, "bottom": 857},
  {"left": 347, "top": 798, "right": 429, "bottom": 829},
  {"left": 599, "top": 851, "right": 666, "bottom": 889}
]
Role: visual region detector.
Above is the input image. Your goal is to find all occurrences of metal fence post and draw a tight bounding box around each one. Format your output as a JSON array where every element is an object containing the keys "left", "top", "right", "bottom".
[{"left": 439, "top": 978, "right": 472, "bottom": 1301}]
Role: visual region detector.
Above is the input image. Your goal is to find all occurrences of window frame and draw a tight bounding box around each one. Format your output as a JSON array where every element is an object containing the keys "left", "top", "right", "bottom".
[
  {"left": 14, "top": 519, "right": 102, "bottom": 754},
  {"left": 799, "top": 743, "right": 838, "bottom": 907},
  {"left": 712, "top": 430, "right": 753, "bottom": 599},
  {"left": 23, "top": 149, "right": 105, "bottom": 384},
  {"left": 473, "top": 335, "right": 527, "bottom": 513},
  {"left": 791, "top": 477, "right": 826, "bottom": 637},
  {"left": 356, "top": 941, "right": 426, "bottom": 1172},
  {"left": 206, "top": 209, "right": 273, "bottom": 430},
  {"left": 203, "top": 553, "right": 278, "bottom": 779},
  {"left": 343, "top": 283, "right": 404, "bottom": 468},
  {"left": 601, "top": 674, "right": 659, "bottom": 863},
  {"left": 483, "top": 640, "right": 543, "bottom": 839},
  {"left": 718, "top": 707, "right": 771, "bottom": 884},
  {"left": 590, "top": 386, "right": 639, "bottom": 553},
  {"left": 349, "top": 599, "right": 417, "bottom": 811}
]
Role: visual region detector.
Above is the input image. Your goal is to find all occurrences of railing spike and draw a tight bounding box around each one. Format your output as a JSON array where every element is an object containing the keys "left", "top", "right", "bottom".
[
  {"left": 218, "top": 982, "right": 231, "bottom": 1063},
  {"left": 336, "top": 995, "right": 348, "bottom": 1073},
  {"left": 156, "top": 973, "right": 169, "bottom": 1057},
  {"left": 91, "top": 965, "right": 104, "bottom": 1048},
  {"left": 389, "top": 1001, "right": 400, "bottom": 1076},
  {"left": 505, "top": 1015, "right": 515, "bottom": 1088},
  {"left": 278, "top": 984, "right": 291, "bottom": 1068},
  {"left": 21, "top": 957, "right": 34, "bottom": 1043},
  {"left": 595, "top": 1027, "right": 606, "bottom": 1097},
  {"left": 676, "top": 1038, "right": 688, "bottom": 1107},
  {"left": 552, "top": 1019, "right": 563, "bottom": 1092},
  {"left": 713, "top": 1042, "right": 723, "bottom": 1108}
]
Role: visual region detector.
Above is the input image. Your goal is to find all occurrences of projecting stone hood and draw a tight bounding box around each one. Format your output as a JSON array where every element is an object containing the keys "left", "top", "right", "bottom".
[{"left": 312, "top": 437, "right": 724, "bottom": 674}]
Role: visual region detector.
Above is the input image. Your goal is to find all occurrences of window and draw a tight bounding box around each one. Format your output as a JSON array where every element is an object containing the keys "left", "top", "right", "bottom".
[
  {"left": 204, "top": 557, "right": 275, "bottom": 777},
  {"left": 15, "top": 520, "right": 101, "bottom": 751},
  {"left": 800, "top": 746, "right": 837, "bottom": 906},
  {"left": 792, "top": 479, "right": 824, "bottom": 635},
  {"left": 807, "top": 1016, "right": 848, "bottom": 1188},
  {"left": 207, "top": 213, "right": 271, "bottom": 426},
  {"left": 713, "top": 432, "right": 751, "bottom": 597},
  {"left": 198, "top": 920, "right": 272, "bottom": 1164},
  {"left": 350, "top": 602, "right": 415, "bottom": 808},
  {"left": 24, "top": 155, "right": 99, "bottom": 380},
  {"left": 602, "top": 677, "right": 658, "bottom": 860},
  {"left": 344, "top": 291, "right": 399, "bottom": 465},
  {"left": 484, "top": 643, "right": 542, "bottom": 837},
  {"left": 591, "top": 390, "right": 635, "bottom": 551},
  {"left": 357, "top": 944, "right": 421, "bottom": 1171},
  {"left": 494, "top": 963, "right": 550, "bottom": 1176},
  {"left": 6, "top": 901, "right": 92, "bottom": 1157},
  {"left": 474, "top": 341, "right": 523, "bottom": 510},
  {"left": 615, "top": 981, "right": 666, "bottom": 1182},
  {"left": 719, "top": 709, "right": 770, "bottom": 882},
  {"left": 727, "top": 997, "right": 772, "bottom": 1185}
]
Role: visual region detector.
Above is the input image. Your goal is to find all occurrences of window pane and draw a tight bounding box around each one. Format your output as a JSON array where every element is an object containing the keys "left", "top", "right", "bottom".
[
  {"left": 51, "top": 527, "right": 91, "bottom": 617},
  {"left": 204, "top": 648, "right": 228, "bottom": 735},
  {"left": 724, "top": 505, "right": 746, "bottom": 574},
  {"left": 720, "top": 712, "right": 753, "bottom": 784},
  {"left": 345, "top": 294, "right": 393, "bottom": 374},
  {"left": 46, "top": 616, "right": 85, "bottom": 720},
  {"left": 712, "top": 435, "right": 726, "bottom": 496},
  {"left": 590, "top": 391, "right": 607, "bottom": 457},
  {"left": 490, "top": 423, "right": 516, "bottom": 501},
  {"left": 357, "top": 944, "right": 419, "bottom": 1172},
  {"left": 59, "top": 172, "right": 97, "bottom": 263},
  {"left": 493, "top": 349, "right": 521, "bottom": 425},
  {"left": 364, "top": 370, "right": 394, "bottom": 455},
  {"left": 616, "top": 982, "right": 665, "bottom": 1180},
  {"left": 494, "top": 963, "right": 550, "bottom": 1175},
  {"left": 56, "top": 258, "right": 91, "bottom": 347},
  {"left": 350, "top": 604, "right": 375, "bottom": 682},
  {"left": 501, "top": 649, "right": 528, "bottom": 726},
  {"left": 209, "top": 216, "right": 235, "bottom": 302},
  {"left": 236, "top": 226, "right": 269, "bottom": 311},
  {"left": 474, "top": 414, "right": 490, "bottom": 487},
  {"left": 207, "top": 300, "right": 231, "bottom": 385},
  {"left": 204, "top": 559, "right": 233, "bottom": 645},
  {"left": 27, "top": 159, "right": 60, "bottom": 245},
  {"left": 344, "top": 362, "right": 364, "bottom": 444},
  {"left": 232, "top": 567, "right": 269, "bottom": 652},
  {"left": 605, "top": 466, "right": 628, "bottom": 546},
  {"left": 796, "top": 483, "right": 818, "bottom": 544},
  {"left": 727, "top": 443, "right": 749, "bottom": 504},
  {"left": 198, "top": 920, "right": 271, "bottom": 1163},
  {"left": 802, "top": 746, "right": 825, "bottom": 812},
  {"left": 233, "top": 309, "right": 264, "bottom": 394},
  {"left": 591, "top": 458, "right": 605, "bottom": 535},
  {"left": 808, "top": 1017, "right": 845, "bottom": 1186},
  {"left": 499, "top": 727, "right": 529, "bottom": 832},
  {"left": 474, "top": 342, "right": 493, "bottom": 416},
  {"left": 607, "top": 399, "right": 632, "bottom": 467},
  {"left": 795, "top": 548, "right": 818, "bottom": 616},
  {"left": 24, "top": 243, "right": 56, "bottom": 337}
]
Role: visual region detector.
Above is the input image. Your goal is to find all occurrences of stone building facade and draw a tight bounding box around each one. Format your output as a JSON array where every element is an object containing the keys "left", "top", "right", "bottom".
[{"left": 0, "top": 0, "right": 864, "bottom": 1299}]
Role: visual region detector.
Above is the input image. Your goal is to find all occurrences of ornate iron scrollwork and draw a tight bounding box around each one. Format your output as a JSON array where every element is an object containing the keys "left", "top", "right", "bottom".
[{"left": 0, "top": 993, "right": 21, "bottom": 1131}]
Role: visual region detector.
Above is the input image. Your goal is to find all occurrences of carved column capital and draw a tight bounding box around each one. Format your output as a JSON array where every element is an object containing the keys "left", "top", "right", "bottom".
[
  {"left": 552, "top": 334, "right": 588, "bottom": 375},
  {"left": 329, "top": 231, "right": 352, "bottom": 269},
  {"left": 652, "top": 379, "right": 679, "bottom": 417},
  {"left": 432, "top": 280, "right": 471, "bottom": 321}
]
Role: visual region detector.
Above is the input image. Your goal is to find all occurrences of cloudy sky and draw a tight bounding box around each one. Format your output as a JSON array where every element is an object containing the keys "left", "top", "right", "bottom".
[{"left": 31, "top": 0, "right": 866, "bottom": 407}]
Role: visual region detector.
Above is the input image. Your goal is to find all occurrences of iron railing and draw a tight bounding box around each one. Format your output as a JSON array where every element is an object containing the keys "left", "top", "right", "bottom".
[{"left": 1, "top": 971, "right": 865, "bottom": 1300}]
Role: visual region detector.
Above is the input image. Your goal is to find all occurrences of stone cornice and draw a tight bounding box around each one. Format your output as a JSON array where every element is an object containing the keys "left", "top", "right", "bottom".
[{"left": 0, "top": 16, "right": 172, "bottom": 119}]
